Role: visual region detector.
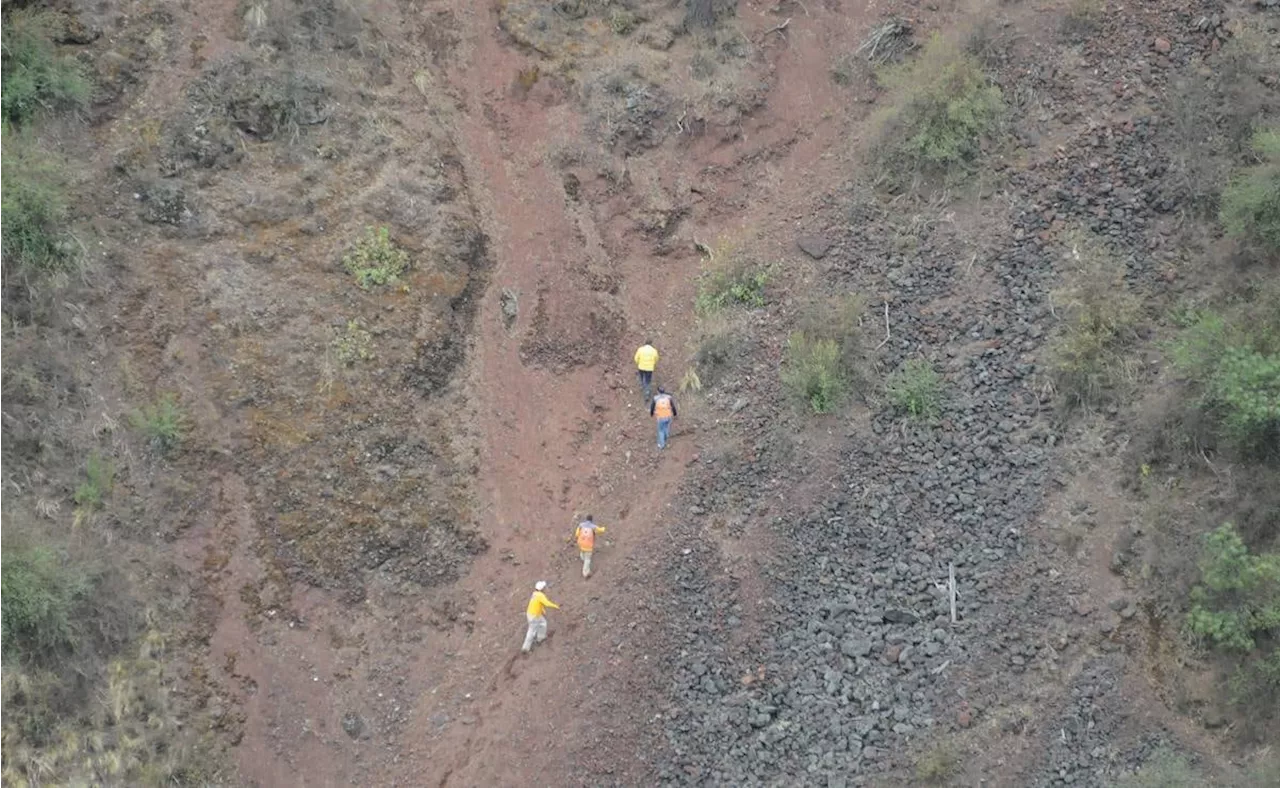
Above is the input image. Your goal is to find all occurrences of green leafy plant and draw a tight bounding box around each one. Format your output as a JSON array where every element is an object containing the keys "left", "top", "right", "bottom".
[
  {"left": 782, "top": 333, "right": 845, "bottom": 414},
  {"left": 131, "top": 394, "right": 187, "bottom": 453},
  {"left": 1186, "top": 523, "right": 1280, "bottom": 652},
  {"left": 332, "top": 318, "right": 375, "bottom": 364},
  {"left": 1047, "top": 232, "right": 1142, "bottom": 409},
  {"left": 886, "top": 358, "right": 943, "bottom": 420},
  {"left": 342, "top": 226, "right": 410, "bottom": 289},
  {"left": 1220, "top": 129, "right": 1280, "bottom": 254},
  {"left": 1171, "top": 310, "right": 1280, "bottom": 452},
  {"left": 1, "top": 133, "right": 75, "bottom": 272},
  {"left": 695, "top": 264, "right": 768, "bottom": 314},
  {"left": 1, "top": 546, "right": 91, "bottom": 664},
  {"left": 872, "top": 34, "right": 1004, "bottom": 188},
  {"left": 0, "top": 9, "right": 93, "bottom": 125},
  {"left": 73, "top": 453, "right": 115, "bottom": 510},
  {"left": 1207, "top": 347, "right": 1280, "bottom": 445}
]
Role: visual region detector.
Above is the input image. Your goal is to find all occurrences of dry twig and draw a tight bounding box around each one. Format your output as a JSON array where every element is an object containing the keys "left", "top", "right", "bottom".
[{"left": 875, "top": 301, "right": 890, "bottom": 349}]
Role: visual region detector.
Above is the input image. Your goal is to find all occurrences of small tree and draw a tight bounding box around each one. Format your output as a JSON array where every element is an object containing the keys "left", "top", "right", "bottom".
[
  {"left": 782, "top": 333, "right": 845, "bottom": 414},
  {"left": 1221, "top": 129, "right": 1280, "bottom": 254},
  {"left": 1186, "top": 523, "right": 1280, "bottom": 653}
]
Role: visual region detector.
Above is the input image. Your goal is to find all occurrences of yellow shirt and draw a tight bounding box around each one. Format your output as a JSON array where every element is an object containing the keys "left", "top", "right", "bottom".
[
  {"left": 634, "top": 344, "right": 659, "bottom": 372},
  {"left": 526, "top": 590, "right": 559, "bottom": 618}
]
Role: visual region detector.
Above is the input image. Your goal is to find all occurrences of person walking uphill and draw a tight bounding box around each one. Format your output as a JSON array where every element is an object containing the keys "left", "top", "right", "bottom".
[
  {"left": 572, "top": 515, "right": 607, "bottom": 579},
  {"left": 650, "top": 387, "right": 677, "bottom": 449},
  {"left": 522, "top": 581, "right": 560, "bottom": 654},
  {"left": 634, "top": 340, "right": 659, "bottom": 401}
]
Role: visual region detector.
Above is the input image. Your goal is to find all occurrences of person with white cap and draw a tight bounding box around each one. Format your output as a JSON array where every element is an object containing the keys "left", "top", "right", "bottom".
[{"left": 521, "top": 580, "right": 560, "bottom": 653}]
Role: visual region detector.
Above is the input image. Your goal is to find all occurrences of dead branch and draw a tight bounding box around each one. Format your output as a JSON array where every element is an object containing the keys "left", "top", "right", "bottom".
[{"left": 875, "top": 300, "right": 890, "bottom": 349}]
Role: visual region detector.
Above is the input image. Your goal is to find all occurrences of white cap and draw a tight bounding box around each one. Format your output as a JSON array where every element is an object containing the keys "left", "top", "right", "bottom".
[{"left": 534, "top": 581, "right": 547, "bottom": 591}]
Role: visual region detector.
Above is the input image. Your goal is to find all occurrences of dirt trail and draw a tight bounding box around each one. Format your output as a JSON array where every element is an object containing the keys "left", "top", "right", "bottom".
[
  {"left": 80, "top": 0, "right": 878, "bottom": 783},
  {"left": 379, "top": 5, "right": 699, "bottom": 783},
  {"left": 371, "top": 3, "right": 875, "bottom": 786}
]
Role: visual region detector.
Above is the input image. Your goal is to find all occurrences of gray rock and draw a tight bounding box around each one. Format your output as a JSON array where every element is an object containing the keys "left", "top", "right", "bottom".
[
  {"left": 796, "top": 234, "right": 833, "bottom": 259},
  {"left": 341, "top": 712, "right": 364, "bottom": 739}
]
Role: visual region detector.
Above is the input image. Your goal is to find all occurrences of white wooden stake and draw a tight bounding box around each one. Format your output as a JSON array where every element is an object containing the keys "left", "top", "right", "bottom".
[{"left": 949, "top": 563, "right": 957, "bottom": 624}]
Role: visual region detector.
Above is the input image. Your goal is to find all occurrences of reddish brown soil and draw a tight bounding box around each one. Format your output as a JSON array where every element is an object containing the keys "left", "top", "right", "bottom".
[
  {"left": 363, "top": 4, "right": 876, "bottom": 785},
  {"left": 68, "top": 0, "right": 882, "bottom": 781}
]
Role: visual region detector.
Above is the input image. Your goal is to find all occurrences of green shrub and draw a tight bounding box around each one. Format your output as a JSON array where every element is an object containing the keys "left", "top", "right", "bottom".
[
  {"left": 1, "top": 546, "right": 92, "bottom": 664},
  {"left": 1111, "top": 748, "right": 1202, "bottom": 788},
  {"left": 1059, "top": 0, "right": 1103, "bottom": 43},
  {"left": 1186, "top": 523, "right": 1280, "bottom": 653},
  {"left": 1169, "top": 310, "right": 1232, "bottom": 378},
  {"left": 872, "top": 35, "right": 1004, "bottom": 188},
  {"left": 1047, "top": 232, "right": 1142, "bottom": 409},
  {"left": 695, "top": 261, "right": 768, "bottom": 314},
  {"left": 1221, "top": 129, "right": 1280, "bottom": 254},
  {"left": 131, "top": 394, "right": 187, "bottom": 453},
  {"left": 886, "top": 358, "right": 943, "bottom": 420},
  {"left": 1, "top": 9, "right": 93, "bottom": 125},
  {"left": 332, "top": 318, "right": 375, "bottom": 364},
  {"left": 1, "top": 134, "right": 75, "bottom": 272},
  {"left": 73, "top": 453, "right": 115, "bottom": 510},
  {"left": 342, "top": 226, "right": 410, "bottom": 289},
  {"left": 782, "top": 333, "right": 845, "bottom": 414},
  {"left": 1207, "top": 347, "right": 1280, "bottom": 445},
  {"left": 1171, "top": 311, "right": 1280, "bottom": 452},
  {"left": 915, "top": 743, "right": 959, "bottom": 784}
]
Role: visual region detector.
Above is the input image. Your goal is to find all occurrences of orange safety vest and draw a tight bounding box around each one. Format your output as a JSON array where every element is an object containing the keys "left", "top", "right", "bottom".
[
  {"left": 653, "top": 395, "right": 673, "bottom": 419},
  {"left": 576, "top": 525, "right": 596, "bottom": 552}
]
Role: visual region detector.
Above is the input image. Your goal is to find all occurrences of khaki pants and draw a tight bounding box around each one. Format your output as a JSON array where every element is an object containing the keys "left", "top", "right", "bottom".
[
  {"left": 521, "top": 614, "right": 547, "bottom": 652},
  {"left": 580, "top": 550, "right": 593, "bottom": 578}
]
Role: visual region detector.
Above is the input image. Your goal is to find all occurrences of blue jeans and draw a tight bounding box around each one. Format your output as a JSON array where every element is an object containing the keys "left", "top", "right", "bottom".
[
  {"left": 637, "top": 369, "right": 653, "bottom": 399},
  {"left": 657, "top": 418, "right": 671, "bottom": 449}
]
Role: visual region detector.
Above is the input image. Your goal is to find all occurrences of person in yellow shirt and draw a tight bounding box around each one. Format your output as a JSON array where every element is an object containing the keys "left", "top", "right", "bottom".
[
  {"left": 571, "top": 515, "right": 607, "bottom": 579},
  {"left": 522, "top": 581, "right": 560, "bottom": 653},
  {"left": 634, "top": 340, "right": 659, "bottom": 401}
]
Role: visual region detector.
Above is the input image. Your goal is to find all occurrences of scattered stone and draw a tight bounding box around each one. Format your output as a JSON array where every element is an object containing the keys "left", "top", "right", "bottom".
[
  {"left": 341, "top": 712, "right": 364, "bottom": 739},
  {"left": 1153, "top": 37, "right": 1171, "bottom": 54},
  {"left": 500, "top": 287, "right": 519, "bottom": 329},
  {"left": 796, "top": 234, "right": 833, "bottom": 260},
  {"left": 882, "top": 609, "right": 918, "bottom": 625}
]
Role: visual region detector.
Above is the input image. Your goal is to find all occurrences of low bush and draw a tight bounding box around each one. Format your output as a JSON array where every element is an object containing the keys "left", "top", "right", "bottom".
[
  {"left": 73, "top": 452, "right": 115, "bottom": 510},
  {"left": 343, "top": 225, "right": 410, "bottom": 289},
  {"left": 1046, "top": 232, "right": 1142, "bottom": 410},
  {"left": 1, "top": 9, "right": 92, "bottom": 125},
  {"left": 1059, "top": 0, "right": 1103, "bottom": 43},
  {"left": 1220, "top": 129, "right": 1280, "bottom": 255},
  {"left": 915, "top": 743, "right": 959, "bottom": 784},
  {"left": 1112, "top": 748, "right": 1202, "bottom": 788},
  {"left": 1186, "top": 523, "right": 1280, "bottom": 654},
  {"left": 693, "top": 327, "right": 745, "bottom": 389},
  {"left": 797, "top": 293, "right": 867, "bottom": 370},
  {"left": 870, "top": 34, "right": 1004, "bottom": 189},
  {"left": 1171, "top": 310, "right": 1280, "bottom": 455},
  {"left": 782, "top": 333, "right": 845, "bottom": 414},
  {"left": 131, "top": 394, "right": 188, "bottom": 454},
  {"left": 695, "top": 255, "right": 768, "bottom": 314},
  {"left": 1, "top": 545, "right": 92, "bottom": 665},
  {"left": 332, "top": 318, "right": 375, "bottom": 364},
  {"left": 1, "top": 134, "right": 75, "bottom": 273},
  {"left": 886, "top": 358, "right": 943, "bottom": 420}
]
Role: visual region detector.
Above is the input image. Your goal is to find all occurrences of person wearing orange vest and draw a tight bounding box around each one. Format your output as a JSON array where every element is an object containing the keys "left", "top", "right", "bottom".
[
  {"left": 522, "top": 581, "right": 560, "bottom": 653},
  {"left": 634, "top": 340, "right": 659, "bottom": 401},
  {"left": 572, "top": 515, "right": 607, "bottom": 578},
  {"left": 650, "top": 387, "right": 677, "bottom": 449}
]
